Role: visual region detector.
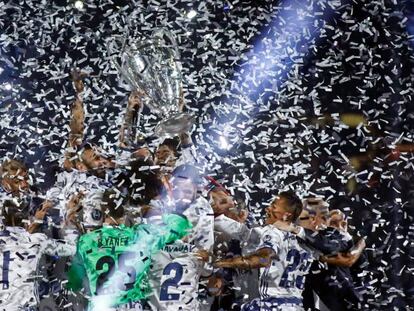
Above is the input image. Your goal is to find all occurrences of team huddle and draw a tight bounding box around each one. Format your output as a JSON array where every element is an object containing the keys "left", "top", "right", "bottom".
[{"left": 0, "top": 71, "right": 368, "bottom": 311}]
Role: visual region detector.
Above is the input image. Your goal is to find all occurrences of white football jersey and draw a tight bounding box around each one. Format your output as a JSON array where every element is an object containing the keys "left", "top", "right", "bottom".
[
  {"left": 0, "top": 226, "right": 75, "bottom": 310},
  {"left": 255, "top": 225, "right": 314, "bottom": 300},
  {"left": 182, "top": 197, "right": 215, "bottom": 253},
  {"left": 46, "top": 170, "right": 108, "bottom": 229},
  {"left": 147, "top": 240, "right": 203, "bottom": 311},
  {"left": 214, "top": 217, "right": 314, "bottom": 304},
  {"left": 147, "top": 197, "right": 214, "bottom": 311},
  {"left": 46, "top": 170, "right": 105, "bottom": 201},
  {"left": 213, "top": 215, "right": 260, "bottom": 305}
]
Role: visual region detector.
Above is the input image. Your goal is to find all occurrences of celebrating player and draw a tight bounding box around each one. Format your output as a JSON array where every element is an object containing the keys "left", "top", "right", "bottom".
[
  {"left": 67, "top": 189, "right": 192, "bottom": 310},
  {"left": 214, "top": 191, "right": 312, "bottom": 311},
  {"left": 0, "top": 203, "right": 76, "bottom": 310},
  {"left": 146, "top": 164, "right": 214, "bottom": 311},
  {"left": 296, "top": 200, "right": 367, "bottom": 311},
  {"left": 206, "top": 183, "right": 253, "bottom": 310}
]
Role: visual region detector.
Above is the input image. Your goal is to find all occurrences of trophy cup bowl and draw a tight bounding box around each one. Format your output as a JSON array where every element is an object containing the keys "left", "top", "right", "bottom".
[{"left": 113, "top": 30, "right": 194, "bottom": 137}]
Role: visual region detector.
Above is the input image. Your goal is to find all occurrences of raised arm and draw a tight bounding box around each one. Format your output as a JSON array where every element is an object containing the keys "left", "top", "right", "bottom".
[
  {"left": 68, "top": 69, "right": 86, "bottom": 149},
  {"left": 26, "top": 200, "right": 54, "bottom": 234},
  {"left": 176, "top": 87, "right": 198, "bottom": 164},
  {"left": 213, "top": 247, "right": 276, "bottom": 270},
  {"left": 119, "top": 90, "right": 145, "bottom": 148},
  {"left": 154, "top": 213, "right": 193, "bottom": 247}
]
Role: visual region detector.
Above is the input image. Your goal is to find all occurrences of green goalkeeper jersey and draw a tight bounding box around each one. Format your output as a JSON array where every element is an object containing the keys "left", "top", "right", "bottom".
[{"left": 67, "top": 214, "right": 192, "bottom": 309}]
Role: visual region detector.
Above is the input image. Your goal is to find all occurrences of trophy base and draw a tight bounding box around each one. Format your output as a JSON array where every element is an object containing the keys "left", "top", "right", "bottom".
[{"left": 154, "top": 113, "right": 194, "bottom": 137}]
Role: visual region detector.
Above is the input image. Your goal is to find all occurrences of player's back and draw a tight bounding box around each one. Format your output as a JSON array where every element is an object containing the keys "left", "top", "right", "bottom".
[
  {"left": 71, "top": 215, "right": 191, "bottom": 309},
  {"left": 75, "top": 224, "right": 158, "bottom": 308},
  {"left": 147, "top": 240, "right": 202, "bottom": 311},
  {"left": 146, "top": 198, "right": 214, "bottom": 311},
  {"left": 0, "top": 227, "right": 53, "bottom": 310},
  {"left": 256, "top": 225, "right": 314, "bottom": 300}
]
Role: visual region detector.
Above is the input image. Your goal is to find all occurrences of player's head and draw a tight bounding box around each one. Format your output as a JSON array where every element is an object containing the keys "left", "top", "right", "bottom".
[
  {"left": 101, "top": 189, "right": 127, "bottom": 225},
  {"left": 170, "top": 164, "right": 201, "bottom": 211},
  {"left": 65, "top": 143, "right": 115, "bottom": 176},
  {"left": 0, "top": 159, "right": 30, "bottom": 196},
  {"left": 328, "top": 209, "right": 348, "bottom": 232},
  {"left": 79, "top": 143, "right": 115, "bottom": 173},
  {"left": 265, "top": 191, "right": 303, "bottom": 225},
  {"left": 154, "top": 138, "right": 179, "bottom": 168},
  {"left": 127, "top": 157, "right": 163, "bottom": 206},
  {"left": 208, "top": 187, "right": 235, "bottom": 216},
  {"left": 298, "top": 197, "right": 329, "bottom": 231}
]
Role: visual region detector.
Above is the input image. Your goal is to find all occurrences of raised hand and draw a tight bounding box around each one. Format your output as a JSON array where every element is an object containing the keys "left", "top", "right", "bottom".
[
  {"left": 128, "top": 90, "right": 146, "bottom": 109},
  {"left": 71, "top": 68, "right": 87, "bottom": 94}
]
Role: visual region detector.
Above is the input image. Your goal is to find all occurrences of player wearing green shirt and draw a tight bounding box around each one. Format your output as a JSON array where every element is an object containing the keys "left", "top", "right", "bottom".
[{"left": 67, "top": 191, "right": 192, "bottom": 310}]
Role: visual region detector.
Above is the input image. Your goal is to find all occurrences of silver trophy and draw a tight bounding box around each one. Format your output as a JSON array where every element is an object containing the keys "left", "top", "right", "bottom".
[{"left": 112, "top": 29, "right": 194, "bottom": 137}]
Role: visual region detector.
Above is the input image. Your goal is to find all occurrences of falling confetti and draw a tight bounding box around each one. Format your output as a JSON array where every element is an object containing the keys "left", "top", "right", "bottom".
[{"left": 0, "top": 0, "right": 413, "bottom": 309}]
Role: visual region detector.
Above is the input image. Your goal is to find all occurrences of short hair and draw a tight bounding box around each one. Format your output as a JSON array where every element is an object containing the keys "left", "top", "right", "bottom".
[
  {"left": 303, "top": 197, "right": 329, "bottom": 215},
  {"left": 0, "top": 159, "right": 27, "bottom": 180},
  {"left": 205, "top": 176, "right": 230, "bottom": 196},
  {"left": 101, "top": 189, "right": 126, "bottom": 220},
  {"left": 158, "top": 138, "right": 180, "bottom": 156},
  {"left": 329, "top": 209, "right": 346, "bottom": 220},
  {"left": 80, "top": 143, "right": 113, "bottom": 160},
  {"left": 171, "top": 164, "right": 202, "bottom": 185},
  {"left": 64, "top": 142, "right": 94, "bottom": 168},
  {"left": 278, "top": 191, "right": 303, "bottom": 222},
  {"left": 124, "top": 158, "right": 163, "bottom": 205}
]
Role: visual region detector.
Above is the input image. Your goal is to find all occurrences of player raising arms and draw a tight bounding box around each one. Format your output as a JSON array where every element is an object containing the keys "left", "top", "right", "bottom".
[
  {"left": 0, "top": 201, "right": 76, "bottom": 310},
  {"left": 214, "top": 191, "right": 312, "bottom": 311}
]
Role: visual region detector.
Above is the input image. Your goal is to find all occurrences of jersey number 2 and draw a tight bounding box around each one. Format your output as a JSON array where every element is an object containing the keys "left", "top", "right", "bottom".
[{"left": 160, "top": 262, "right": 184, "bottom": 301}]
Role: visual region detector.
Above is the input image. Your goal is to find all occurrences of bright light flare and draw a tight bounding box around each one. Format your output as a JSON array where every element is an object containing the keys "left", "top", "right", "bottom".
[
  {"left": 187, "top": 10, "right": 197, "bottom": 19},
  {"left": 74, "top": 0, "right": 84, "bottom": 10},
  {"left": 219, "top": 136, "right": 230, "bottom": 150}
]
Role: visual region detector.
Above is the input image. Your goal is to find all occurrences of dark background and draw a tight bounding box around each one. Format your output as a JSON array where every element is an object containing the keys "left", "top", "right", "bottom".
[{"left": 1, "top": 0, "right": 414, "bottom": 309}]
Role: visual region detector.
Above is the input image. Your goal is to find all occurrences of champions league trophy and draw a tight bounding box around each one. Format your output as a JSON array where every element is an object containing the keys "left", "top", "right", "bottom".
[{"left": 112, "top": 29, "right": 194, "bottom": 137}]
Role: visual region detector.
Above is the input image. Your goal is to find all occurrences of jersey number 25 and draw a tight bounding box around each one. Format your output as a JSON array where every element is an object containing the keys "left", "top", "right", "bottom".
[{"left": 95, "top": 251, "right": 137, "bottom": 295}]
